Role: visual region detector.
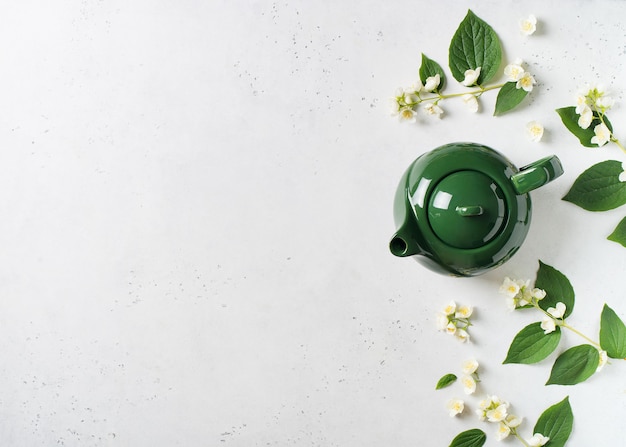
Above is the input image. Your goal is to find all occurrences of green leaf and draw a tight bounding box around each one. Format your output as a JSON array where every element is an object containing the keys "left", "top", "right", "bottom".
[
  {"left": 493, "top": 82, "right": 528, "bottom": 116},
  {"left": 448, "top": 428, "right": 486, "bottom": 447},
  {"left": 435, "top": 373, "right": 457, "bottom": 389},
  {"left": 448, "top": 10, "right": 502, "bottom": 85},
  {"left": 556, "top": 106, "right": 613, "bottom": 147},
  {"left": 608, "top": 216, "right": 626, "bottom": 247},
  {"left": 533, "top": 396, "right": 574, "bottom": 447},
  {"left": 419, "top": 53, "right": 446, "bottom": 92},
  {"left": 562, "top": 160, "right": 626, "bottom": 211},
  {"left": 600, "top": 304, "right": 626, "bottom": 358},
  {"left": 535, "top": 261, "right": 575, "bottom": 318},
  {"left": 504, "top": 322, "right": 561, "bottom": 364},
  {"left": 546, "top": 345, "right": 599, "bottom": 385}
]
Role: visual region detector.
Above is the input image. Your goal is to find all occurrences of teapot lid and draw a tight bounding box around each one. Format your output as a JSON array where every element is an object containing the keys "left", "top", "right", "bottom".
[{"left": 427, "top": 170, "right": 507, "bottom": 249}]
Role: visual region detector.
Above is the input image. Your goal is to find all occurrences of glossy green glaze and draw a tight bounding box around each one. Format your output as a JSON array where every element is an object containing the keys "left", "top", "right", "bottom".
[{"left": 390, "top": 142, "right": 563, "bottom": 276}]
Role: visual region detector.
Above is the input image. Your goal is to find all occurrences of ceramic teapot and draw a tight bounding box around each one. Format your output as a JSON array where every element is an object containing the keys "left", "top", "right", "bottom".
[{"left": 389, "top": 142, "right": 563, "bottom": 276}]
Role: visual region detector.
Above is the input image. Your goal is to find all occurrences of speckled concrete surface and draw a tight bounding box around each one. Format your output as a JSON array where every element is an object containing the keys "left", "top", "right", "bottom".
[{"left": 0, "top": 1, "right": 625, "bottom": 445}]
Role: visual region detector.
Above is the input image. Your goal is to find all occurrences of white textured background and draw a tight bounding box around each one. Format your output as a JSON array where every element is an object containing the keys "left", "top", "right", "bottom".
[{"left": 1, "top": 1, "right": 625, "bottom": 445}]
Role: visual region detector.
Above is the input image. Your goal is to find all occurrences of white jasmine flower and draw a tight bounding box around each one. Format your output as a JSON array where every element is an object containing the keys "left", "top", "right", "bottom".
[
  {"left": 436, "top": 312, "right": 450, "bottom": 330},
  {"left": 505, "top": 297, "right": 517, "bottom": 311},
  {"left": 399, "top": 107, "right": 417, "bottom": 123},
  {"left": 575, "top": 94, "right": 589, "bottom": 114},
  {"left": 461, "top": 359, "right": 479, "bottom": 375},
  {"left": 516, "top": 72, "right": 536, "bottom": 92},
  {"left": 619, "top": 162, "right": 626, "bottom": 182},
  {"left": 443, "top": 301, "right": 457, "bottom": 316},
  {"left": 424, "top": 102, "right": 444, "bottom": 118},
  {"left": 528, "top": 433, "right": 550, "bottom": 446},
  {"left": 423, "top": 74, "right": 441, "bottom": 92},
  {"left": 500, "top": 277, "right": 520, "bottom": 298},
  {"left": 548, "top": 302, "right": 566, "bottom": 319},
  {"left": 496, "top": 422, "right": 511, "bottom": 441},
  {"left": 596, "top": 95, "right": 614, "bottom": 111},
  {"left": 597, "top": 349, "right": 608, "bottom": 372},
  {"left": 504, "top": 60, "right": 525, "bottom": 82},
  {"left": 462, "top": 94, "right": 479, "bottom": 112},
  {"left": 462, "top": 67, "right": 481, "bottom": 86},
  {"left": 486, "top": 404, "right": 508, "bottom": 422},
  {"left": 531, "top": 288, "right": 546, "bottom": 300},
  {"left": 591, "top": 123, "right": 611, "bottom": 146},
  {"left": 461, "top": 375, "right": 477, "bottom": 394},
  {"left": 405, "top": 80, "right": 423, "bottom": 94},
  {"left": 389, "top": 96, "right": 402, "bottom": 116},
  {"left": 540, "top": 316, "right": 556, "bottom": 334},
  {"left": 446, "top": 398, "right": 465, "bottom": 417},
  {"left": 446, "top": 322, "right": 457, "bottom": 335},
  {"left": 577, "top": 105, "right": 593, "bottom": 129},
  {"left": 526, "top": 121, "right": 544, "bottom": 142},
  {"left": 404, "top": 93, "right": 419, "bottom": 105},
  {"left": 519, "top": 15, "right": 537, "bottom": 36},
  {"left": 505, "top": 414, "right": 523, "bottom": 428},
  {"left": 455, "top": 305, "right": 473, "bottom": 319},
  {"left": 455, "top": 329, "right": 470, "bottom": 343}
]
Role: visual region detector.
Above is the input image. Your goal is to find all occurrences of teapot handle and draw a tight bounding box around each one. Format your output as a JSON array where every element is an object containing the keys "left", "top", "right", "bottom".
[{"left": 511, "top": 155, "right": 564, "bottom": 195}]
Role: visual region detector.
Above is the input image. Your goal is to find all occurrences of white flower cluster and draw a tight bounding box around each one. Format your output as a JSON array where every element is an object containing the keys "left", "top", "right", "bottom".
[
  {"left": 445, "top": 359, "right": 480, "bottom": 417},
  {"left": 436, "top": 301, "right": 473, "bottom": 342},
  {"left": 499, "top": 277, "right": 546, "bottom": 310},
  {"left": 504, "top": 59, "right": 536, "bottom": 92},
  {"left": 499, "top": 277, "right": 609, "bottom": 371},
  {"left": 390, "top": 75, "right": 444, "bottom": 123},
  {"left": 476, "top": 396, "right": 548, "bottom": 444},
  {"left": 575, "top": 84, "right": 615, "bottom": 146},
  {"left": 540, "top": 302, "right": 566, "bottom": 334}
]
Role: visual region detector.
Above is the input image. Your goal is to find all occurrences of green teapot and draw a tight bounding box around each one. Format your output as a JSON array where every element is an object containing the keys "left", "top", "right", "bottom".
[{"left": 389, "top": 142, "right": 563, "bottom": 276}]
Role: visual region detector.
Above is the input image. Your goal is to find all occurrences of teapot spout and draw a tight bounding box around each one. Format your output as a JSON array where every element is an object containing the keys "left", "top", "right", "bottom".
[{"left": 389, "top": 231, "right": 422, "bottom": 257}]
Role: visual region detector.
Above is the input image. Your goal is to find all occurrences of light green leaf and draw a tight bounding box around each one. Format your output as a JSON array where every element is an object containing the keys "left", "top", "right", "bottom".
[
  {"left": 533, "top": 396, "right": 574, "bottom": 447},
  {"left": 448, "top": 428, "right": 486, "bottom": 447},
  {"left": 562, "top": 160, "right": 626, "bottom": 211},
  {"left": 419, "top": 53, "right": 446, "bottom": 92},
  {"left": 493, "top": 82, "right": 528, "bottom": 116},
  {"left": 535, "top": 261, "right": 575, "bottom": 318},
  {"left": 556, "top": 106, "right": 613, "bottom": 147},
  {"left": 435, "top": 373, "right": 457, "bottom": 389},
  {"left": 546, "top": 345, "right": 599, "bottom": 385},
  {"left": 600, "top": 304, "right": 626, "bottom": 359},
  {"left": 608, "top": 216, "right": 626, "bottom": 247},
  {"left": 504, "top": 322, "right": 561, "bottom": 364},
  {"left": 448, "top": 10, "right": 502, "bottom": 85}
]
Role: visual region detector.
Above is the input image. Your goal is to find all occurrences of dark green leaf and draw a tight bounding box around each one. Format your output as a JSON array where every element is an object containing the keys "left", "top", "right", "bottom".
[
  {"left": 504, "top": 322, "right": 561, "bottom": 364},
  {"left": 608, "top": 216, "right": 626, "bottom": 247},
  {"left": 448, "top": 428, "right": 486, "bottom": 447},
  {"left": 435, "top": 373, "right": 457, "bottom": 389},
  {"left": 546, "top": 345, "right": 599, "bottom": 385},
  {"left": 600, "top": 304, "right": 626, "bottom": 358},
  {"left": 533, "top": 396, "right": 574, "bottom": 447},
  {"left": 556, "top": 106, "right": 613, "bottom": 147},
  {"left": 419, "top": 53, "right": 446, "bottom": 92},
  {"left": 535, "top": 261, "right": 575, "bottom": 318},
  {"left": 562, "top": 160, "right": 626, "bottom": 211},
  {"left": 493, "top": 82, "right": 528, "bottom": 116},
  {"left": 448, "top": 10, "right": 502, "bottom": 85}
]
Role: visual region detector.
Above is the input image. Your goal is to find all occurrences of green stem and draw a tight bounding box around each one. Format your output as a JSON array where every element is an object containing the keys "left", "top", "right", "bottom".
[
  {"left": 611, "top": 136, "right": 626, "bottom": 155},
  {"left": 531, "top": 302, "right": 602, "bottom": 349},
  {"left": 434, "top": 83, "right": 505, "bottom": 100},
  {"left": 403, "top": 83, "right": 506, "bottom": 107},
  {"left": 512, "top": 430, "right": 531, "bottom": 447},
  {"left": 597, "top": 112, "right": 626, "bottom": 155},
  {"left": 560, "top": 321, "right": 602, "bottom": 349}
]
